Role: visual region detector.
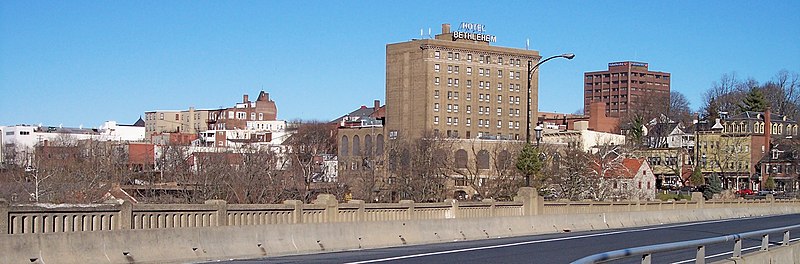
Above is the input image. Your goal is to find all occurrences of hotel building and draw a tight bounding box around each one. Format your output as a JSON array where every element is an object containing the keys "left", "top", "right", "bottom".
[{"left": 385, "top": 23, "right": 541, "bottom": 141}]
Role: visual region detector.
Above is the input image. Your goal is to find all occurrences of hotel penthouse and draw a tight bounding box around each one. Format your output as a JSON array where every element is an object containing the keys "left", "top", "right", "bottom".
[{"left": 385, "top": 23, "right": 541, "bottom": 141}]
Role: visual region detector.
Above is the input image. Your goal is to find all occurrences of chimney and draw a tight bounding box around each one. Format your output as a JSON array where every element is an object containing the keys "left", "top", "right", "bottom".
[
  {"left": 374, "top": 100, "right": 381, "bottom": 110},
  {"left": 243, "top": 94, "right": 249, "bottom": 103},
  {"left": 442, "top": 23, "right": 450, "bottom": 34}
]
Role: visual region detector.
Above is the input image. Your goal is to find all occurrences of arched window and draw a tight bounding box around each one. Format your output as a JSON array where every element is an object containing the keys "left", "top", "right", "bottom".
[
  {"left": 353, "top": 135, "right": 361, "bottom": 156},
  {"left": 340, "top": 136, "right": 349, "bottom": 156},
  {"left": 364, "top": 135, "right": 373, "bottom": 156},
  {"left": 376, "top": 134, "right": 385, "bottom": 155},
  {"left": 455, "top": 149, "right": 468, "bottom": 168},
  {"left": 477, "top": 150, "right": 490, "bottom": 169},
  {"left": 497, "top": 150, "right": 511, "bottom": 170}
]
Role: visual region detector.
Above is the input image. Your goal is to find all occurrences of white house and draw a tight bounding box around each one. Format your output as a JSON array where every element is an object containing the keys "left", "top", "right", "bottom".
[
  {"left": 98, "top": 120, "right": 145, "bottom": 142},
  {"left": 541, "top": 121, "right": 626, "bottom": 152},
  {"left": 602, "top": 158, "right": 657, "bottom": 201}
]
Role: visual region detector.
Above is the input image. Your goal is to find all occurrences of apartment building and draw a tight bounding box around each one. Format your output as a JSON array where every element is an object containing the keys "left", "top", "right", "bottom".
[{"left": 584, "top": 62, "right": 671, "bottom": 117}]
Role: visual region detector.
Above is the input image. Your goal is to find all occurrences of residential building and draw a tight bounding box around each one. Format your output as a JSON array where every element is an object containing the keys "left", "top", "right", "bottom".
[
  {"left": 584, "top": 61, "right": 670, "bottom": 117},
  {"left": 207, "top": 91, "right": 278, "bottom": 131},
  {"left": 540, "top": 121, "right": 626, "bottom": 152},
  {"left": 385, "top": 23, "right": 540, "bottom": 141},
  {"left": 756, "top": 143, "right": 799, "bottom": 192},
  {"left": 144, "top": 107, "right": 213, "bottom": 139},
  {"left": 98, "top": 119, "right": 146, "bottom": 142},
  {"left": 601, "top": 158, "right": 657, "bottom": 201}
]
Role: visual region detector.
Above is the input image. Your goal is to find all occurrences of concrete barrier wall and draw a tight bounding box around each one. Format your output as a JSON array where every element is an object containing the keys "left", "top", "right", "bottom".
[
  {"left": 713, "top": 241, "right": 800, "bottom": 264},
  {"left": 2, "top": 204, "right": 800, "bottom": 264}
]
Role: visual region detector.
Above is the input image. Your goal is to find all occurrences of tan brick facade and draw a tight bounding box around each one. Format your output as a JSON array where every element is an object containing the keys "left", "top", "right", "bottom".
[{"left": 386, "top": 24, "right": 541, "bottom": 141}]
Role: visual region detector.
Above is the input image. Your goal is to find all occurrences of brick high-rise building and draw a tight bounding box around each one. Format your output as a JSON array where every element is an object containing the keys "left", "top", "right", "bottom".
[
  {"left": 583, "top": 62, "right": 671, "bottom": 117},
  {"left": 386, "top": 23, "right": 541, "bottom": 141}
]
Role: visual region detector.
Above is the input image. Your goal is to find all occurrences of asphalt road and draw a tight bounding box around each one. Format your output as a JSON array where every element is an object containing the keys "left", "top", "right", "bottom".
[{"left": 215, "top": 214, "right": 800, "bottom": 264}]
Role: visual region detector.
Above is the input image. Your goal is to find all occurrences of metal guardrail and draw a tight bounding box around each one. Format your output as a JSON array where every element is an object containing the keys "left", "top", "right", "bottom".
[{"left": 571, "top": 224, "right": 800, "bottom": 264}]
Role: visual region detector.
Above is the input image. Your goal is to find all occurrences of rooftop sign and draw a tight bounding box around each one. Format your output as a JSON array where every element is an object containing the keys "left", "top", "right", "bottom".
[
  {"left": 608, "top": 61, "right": 648, "bottom": 68},
  {"left": 452, "top": 22, "right": 496, "bottom": 43}
]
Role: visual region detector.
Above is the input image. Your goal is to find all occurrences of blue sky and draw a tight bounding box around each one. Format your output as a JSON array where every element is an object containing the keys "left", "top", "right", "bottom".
[{"left": 1, "top": 1, "right": 799, "bottom": 127}]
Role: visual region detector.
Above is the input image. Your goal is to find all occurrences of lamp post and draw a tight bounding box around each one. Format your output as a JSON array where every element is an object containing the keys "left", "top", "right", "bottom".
[
  {"left": 534, "top": 124, "right": 543, "bottom": 147},
  {"left": 526, "top": 53, "right": 575, "bottom": 144}
]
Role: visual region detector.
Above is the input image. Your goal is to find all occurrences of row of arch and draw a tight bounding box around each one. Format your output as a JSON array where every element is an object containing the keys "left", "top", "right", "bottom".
[
  {"left": 723, "top": 121, "right": 799, "bottom": 135},
  {"left": 340, "top": 134, "right": 385, "bottom": 157}
]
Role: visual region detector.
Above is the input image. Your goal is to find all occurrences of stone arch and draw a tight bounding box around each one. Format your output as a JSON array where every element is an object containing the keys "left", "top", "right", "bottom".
[
  {"left": 353, "top": 135, "right": 361, "bottom": 156},
  {"left": 497, "top": 150, "right": 511, "bottom": 170},
  {"left": 340, "top": 136, "right": 349, "bottom": 156},
  {"left": 376, "top": 134, "right": 385, "bottom": 155},
  {"left": 365, "top": 135, "right": 373, "bottom": 156},
  {"left": 477, "top": 150, "right": 490, "bottom": 169},
  {"left": 455, "top": 149, "right": 468, "bottom": 169}
]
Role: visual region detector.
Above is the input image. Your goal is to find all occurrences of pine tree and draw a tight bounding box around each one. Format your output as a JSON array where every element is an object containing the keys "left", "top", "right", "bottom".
[
  {"left": 763, "top": 175, "right": 776, "bottom": 190},
  {"left": 704, "top": 173, "right": 722, "bottom": 199},
  {"left": 689, "top": 165, "right": 705, "bottom": 186},
  {"left": 739, "top": 88, "right": 768, "bottom": 113},
  {"left": 516, "top": 143, "right": 544, "bottom": 189}
]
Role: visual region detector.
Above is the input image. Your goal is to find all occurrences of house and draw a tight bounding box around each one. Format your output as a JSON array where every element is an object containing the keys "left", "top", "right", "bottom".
[{"left": 602, "top": 158, "right": 657, "bottom": 201}]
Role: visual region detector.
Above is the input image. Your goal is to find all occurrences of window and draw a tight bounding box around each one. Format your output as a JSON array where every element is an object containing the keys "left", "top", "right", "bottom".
[
  {"left": 515, "top": 84, "right": 520, "bottom": 92},
  {"left": 497, "top": 120, "right": 502, "bottom": 128},
  {"left": 486, "top": 69, "right": 490, "bottom": 76},
  {"left": 515, "top": 109, "right": 520, "bottom": 116},
  {"left": 447, "top": 91, "right": 453, "bottom": 99},
  {"left": 479, "top": 68, "right": 484, "bottom": 76},
  {"left": 497, "top": 95, "right": 502, "bottom": 103},
  {"left": 435, "top": 77, "right": 440, "bottom": 85},
  {"left": 454, "top": 104, "right": 459, "bottom": 112},
  {"left": 509, "top": 71, "right": 514, "bottom": 79},
  {"left": 447, "top": 104, "right": 452, "bottom": 112},
  {"left": 486, "top": 56, "right": 491, "bottom": 64},
  {"left": 258, "top": 113, "right": 264, "bottom": 120},
  {"left": 479, "top": 94, "right": 484, "bottom": 102},
  {"left": 454, "top": 53, "right": 460, "bottom": 60},
  {"left": 467, "top": 54, "right": 472, "bottom": 62},
  {"left": 478, "top": 106, "right": 484, "bottom": 114},
  {"left": 454, "top": 66, "right": 459, "bottom": 73},
  {"left": 448, "top": 52, "right": 453, "bottom": 60},
  {"left": 160, "top": 113, "right": 164, "bottom": 120},
  {"left": 467, "top": 80, "right": 472, "bottom": 88},
  {"left": 454, "top": 79, "right": 459, "bottom": 87},
  {"left": 251, "top": 113, "right": 256, "bottom": 120},
  {"left": 175, "top": 114, "right": 180, "bottom": 120},
  {"left": 434, "top": 90, "right": 440, "bottom": 98},
  {"left": 466, "top": 105, "right": 471, "bottom": 114},
  {"left": 466, "top": 118, "right": 471, "bottom": 126},
  {"left": 448, "top": 78, "right": 453, "bottom": 86},
  {"left": 447, "top": 65, "right": 453, "bottom": 73},
  {"left": 434, "top": 51, "right": 440, "bottom": 59},
  {"left": 497, "top": 83, "right": 502, "bottom": 91},
  {"left": 447, "top": 117, "right": 452, "bottom": 125},
  {"left": 479, "top": 81, "right": 484, "bottom": 89},
  {"left": 434, "top": 64, "right": 440, "bottom": 72},
  {"left": 498, "top": 70, "right": 503, "bottom": 78},
  {"left": 509, "top": 121, "right": 514, "bottom": 129},
  {"left": 466, "top": 92, "right": 471, "bottom": 100},
  {"left": 434, "top": 116, "right": 439, "bottom": 125},
  {"left": 515, "top": 96, "right": 521, "bottom": 104},
  {"left": 516, "top": 71, "right": 521, "bottom": 79},
  {"left": 498, "top": 57, "right": 503, "bottom": 65},
  {"left": 467, "top": 67, "right": 472, "bottom": 75},
  {"left": 454, "top": 117, "right": 459, "bottom": 125},
  {"left": 497, "top": 108, "right": 502, "bottom": 116},
  {"left": 434, "top": 103, "right": 439, "bottom": 112}
]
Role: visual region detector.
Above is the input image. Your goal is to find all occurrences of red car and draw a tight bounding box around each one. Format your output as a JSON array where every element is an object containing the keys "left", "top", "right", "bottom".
[{"left": 735, "top": 189, "right": 755, "bottom": 196}]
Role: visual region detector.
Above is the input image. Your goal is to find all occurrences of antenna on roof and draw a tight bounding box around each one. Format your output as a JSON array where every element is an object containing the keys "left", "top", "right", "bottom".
[
  {"left": 526, "top": 38, "right": 530, "bottom": 50},
  {"left": 420, "top": 28, "right": 423, "bottom": 38}
]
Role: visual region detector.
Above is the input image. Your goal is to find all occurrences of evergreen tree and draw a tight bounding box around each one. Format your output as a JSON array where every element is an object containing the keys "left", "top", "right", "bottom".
[
  {"left": 739, "top": 88, "right": 768, "bottom": 112},
  {"left": 689, "top": 165, "right": 705, "bottom": 186},
  {"left": 516, "top": 143, "right": 545, "bottom": 189},
  {"left": 763, "top": 175, "right": 776, "bottom": 190},
  {"left": 703, "top": 173, "right": 722, "bottom": 199}
]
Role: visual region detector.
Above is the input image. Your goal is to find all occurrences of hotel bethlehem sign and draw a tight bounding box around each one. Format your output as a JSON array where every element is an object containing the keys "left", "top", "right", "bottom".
[{"left": 452, "top": 22, "right": 497, "bottom": 43}]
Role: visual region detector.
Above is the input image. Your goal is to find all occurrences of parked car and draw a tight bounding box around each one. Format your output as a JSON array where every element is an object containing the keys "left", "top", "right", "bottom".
[
  {"left": 735, "top": 189, "right": 755, "bottom": 196},
  {"left": 758, "top": 189, "right": 777, "bottom": 196}
]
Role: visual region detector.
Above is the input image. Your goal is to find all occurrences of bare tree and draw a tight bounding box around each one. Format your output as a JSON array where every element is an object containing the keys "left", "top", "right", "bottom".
[
  {"left": 284, "top": 121, "right": 338, "bottom": 202},
  {"left": 702, "top": 73, "right": 747, "bottom": 118},
  {"left": 451, "top": 140, "right": 523, "bottom": 200},
  {"left": 587, "top": 143, "right": 631, "bottom": 201},
  {"left": 386, "top": 134, "right": 450, "bottom": 202},
  {"left": 548, "top": 144, "right": 594, "bottom": 201},
  {"left": 762, "top": 70, "right": 800, "bottom": 119},
  {"left": 668, "top": 91, "right": 693, "bottom": 125}
]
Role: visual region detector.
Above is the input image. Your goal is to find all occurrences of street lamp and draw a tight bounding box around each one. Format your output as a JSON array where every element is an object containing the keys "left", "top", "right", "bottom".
[
  {"left": 534, "top": 124, "right": 543, "bottom": 147},
  {"left": 526, "top": 53, "right": 575, "bottom": 144}
]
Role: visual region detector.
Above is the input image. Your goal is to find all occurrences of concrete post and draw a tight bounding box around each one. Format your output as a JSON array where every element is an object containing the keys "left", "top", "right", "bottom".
[
  {"left": 516, "top": 187, "right": 541, "bottom": 216},
  {"left": 283, "top": 200, "right": 303, "bottom": 224},
  {"left": 691, "top": 192, "right": 704, "bottom": 209},
  {"left": 119, "top": 201, "right": 132, "bottom": 230},
  {"left": 313, "top": 194, "right": 339, "bottom": 222},
  {"left": 483, "top": 198, "right": 496, "bottom": 217},
  {"left": 204, "top": 200, "right": 228, "bottom": 226},
  {"left": 348, "top": 200, "right": 365, "bottom": 222},
  {"left": 766, "top": 194, "right": 775, "bottom": 204},
  {"left": 0, "top": 199, "right": 8, "bottom": 234},
  {"left": 399, "top": 200, "right": 415, "bottom": 220}
]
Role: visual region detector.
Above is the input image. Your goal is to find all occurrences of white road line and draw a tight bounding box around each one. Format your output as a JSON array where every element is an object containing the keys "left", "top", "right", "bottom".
[
  {"left": 344, "top": 217, "right": 761, "bottom": 264},
  {"left": 671, "top": 238, "right": 800, "bottom": 264}
]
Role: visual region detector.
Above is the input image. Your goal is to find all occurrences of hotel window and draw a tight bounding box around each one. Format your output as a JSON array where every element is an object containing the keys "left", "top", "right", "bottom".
[
  {"left": 479, "top": 55, "right": 484, "bottom": 63},
  {"left": 454, "top": 66, "right": 459, "bottom": 73},
  {"left": 497, "top": 108, "right": 502, "bottom": 116},
  {"left": 435, "top": 77, "right": 440, "bottom": 85},
  {"left": 447, "top": 104, "right": 452, "bottom": 112},
  {"left": 467, "top": 67, "right": 472, "bottom": 75},
  {"left": 466, "top": 92, "right": 471, "bottom": 100},
  {"left": 486, "top": 82, "right": 490, "bottom": 89},
  {"left": 479, "top": 94, "right": 484, "bottom": 102},
  {"left": 467, "top": 80, "right": 472, "bottom": 87},
  {"left": 516, "top": 59, "right": 521, "bottom": 66},
  {"left": 478, "top": 106, "right": 484, "bottom": 114},
  {"left": 447, "top": 65, "right": 453, "bottom": 73},
  {"left": 515, "top": 84, "right": 520, "bottom": 92},
  {"left": 435, "top": 51, "right": 440, "bottom": 59},
  {"left": 486, "top": 69, "right": 490, "bottom": 76},
  {"left": 479, "top": 68, "right": 484, "bottom": 76},
  {"left": 466, "top": 105, "right": 472, "bottom": 114},
  {"left": 434, "top": 116, "right": 439, "bottom": 125},
  {"left": 448, "top": 78, "right": 453, "bottom": 86},
  {"left": 509, "top": 121, "right": 514, "bottom": 129},
  {"left": 448, "top": 52, "right": 453, "bottom": 60},
  {"left": 515, "top": 96, "right": 521, "bottom": 104},
  {"left": 434, "top": 103, "right": 439, "bottom": 112},
  {"left": 498, "top": 57, "right": 503, "bottom": 65},
  {"left": 497, "top": 120, "right": 502, "bottom": 128},
  {"left": 515, "top": 121, "right": 520, "bottom": 129},
  {"left": 454, "top": 92, "right": 459, "bottom": 99},
  {"left": 454, "top": 79, "right": 459, "bottom": 87},
  {"left": 455, "top": 53, "right": 460, "bottom": 60},
  {"left": 434, "top": 90, "right": 439, "bottom": 98},
  {"left": 175, "top": 114, "right": 180, "bottom": 120},
  {"left": 160, "top": 113, "right": 164, "bottom": 120},
  {"left": 454, "top": 118, "right": 459, "bottom": 125},
  {"left": 497, "top": 95, "right": 502, "bottom": 103},
  {"left": 454, "top": 104, "right": 459, "bottom": 112},
  {"left": 497, "top": 83, "right": 502, "bottom": 91},
  {"left": 498, "top": 70, "right": 503, "bottom": 78},
  {"left": 479, "top": 81, "right": 484, "bottom": 89},
  {"left": 509, "top": 84, "right": 514, "bottom": 92},
  {"left": 467, "top": 54, "right": 472, "bottom": 62},
  {"left": 486, "top": 56, "right": 491, "bottom": 64},
  {"left": 479, "top": 119, "right": 484, "bottom": 127},
  {"left": 434, "top": 64, "right": 440, "bottom": 72},
  {"left": 447, "top": 91, "right": 453, "bottom": 99},
  {"left": 447, "top": 117, "right": 452, "bottom": 125},
  {"left": 516, "top": 71, "right": 521, "bottom": 79},
  {"left": 466, "top": 118, "right": 471, "bottom": 126},
  {"left": 509, "top": 71, "right": 514, "bottom": 79},
  {"left": 509, "top": 108, "right": 514, "bottom": 117},
  {"left": 515, "top": 109, "right": 520, "bottom": 116}
]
